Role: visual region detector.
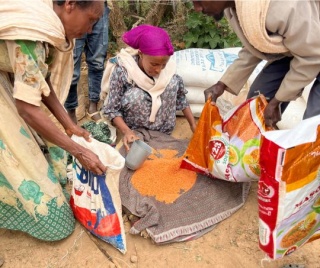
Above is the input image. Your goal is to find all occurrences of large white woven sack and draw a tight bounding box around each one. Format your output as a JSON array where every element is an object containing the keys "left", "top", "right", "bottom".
[{"left": 172, "top": 48, "right": 265, "bottom": 88}]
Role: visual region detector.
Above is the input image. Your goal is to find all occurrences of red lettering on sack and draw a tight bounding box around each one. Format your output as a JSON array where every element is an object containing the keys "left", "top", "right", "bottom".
[
  {"left": 225, "top": 166, "right": 231, "bottom": 180},
  {"left": 209, "top": 140, "right": 226, "bottom": 160},
  {"left": 294, "top": 185, "right": 320, "bottom": 208}
]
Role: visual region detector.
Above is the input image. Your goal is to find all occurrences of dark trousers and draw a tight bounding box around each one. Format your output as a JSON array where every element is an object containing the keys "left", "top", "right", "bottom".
[{"left": 247, "top": 57, "right": 320, "bottom": 119}]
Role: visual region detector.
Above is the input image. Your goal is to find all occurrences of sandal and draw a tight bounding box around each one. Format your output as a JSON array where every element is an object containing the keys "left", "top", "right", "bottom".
[{"left": 86, "top": 110, "right": 103, "bottom": 123}]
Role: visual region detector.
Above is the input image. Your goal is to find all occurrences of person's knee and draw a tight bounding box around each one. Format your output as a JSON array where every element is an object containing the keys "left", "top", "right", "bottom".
[{"left": 87, "top": 55, "right": 106, "bottom": 71}]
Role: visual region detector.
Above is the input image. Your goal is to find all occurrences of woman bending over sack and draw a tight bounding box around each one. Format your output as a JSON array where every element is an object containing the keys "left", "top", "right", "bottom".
[
  {"left": 0, "top": 0, "right": 106, "bottom": 241},
  {"left": 101, "top": 25, "right": 197, "bottom": 150}
]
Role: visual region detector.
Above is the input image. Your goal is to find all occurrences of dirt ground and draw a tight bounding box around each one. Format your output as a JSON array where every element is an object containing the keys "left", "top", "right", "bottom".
[{"left": 1, "top": 70, "right": 320, "bottom": 268}]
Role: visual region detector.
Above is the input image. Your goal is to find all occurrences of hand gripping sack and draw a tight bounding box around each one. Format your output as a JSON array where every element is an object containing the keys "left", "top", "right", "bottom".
[
  {"left": 259, "top": 115, "right": 320, "bottom": 259},
  {"left": 181, "top": 95, "right": 268, "bottom": 182},
  {"left": 70, "top": 136, "right": 126, "bottom": 253}
]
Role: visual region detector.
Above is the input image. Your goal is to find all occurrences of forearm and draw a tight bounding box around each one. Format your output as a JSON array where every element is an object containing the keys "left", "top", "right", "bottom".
[
  {"left": 275, "top": 57, "right": 320, "bottom": 102},
  {"left": 112, "top": 116, "right": 132, "bottom": 135},
  {"left": 41, "top": 78, "right": 75, "bottom": 130},
  {"left": 112, "top": 116, "right": 138, "bottom": 149},
  {"left": 267, "top": 0, "right": 320, "bottom": 101},
  {"left": 220, "top": 47, "right": 262, "bottom": 95},
  {"left": 182, "top": 106, "right": 196, "bottom": 130},
  {"left": 15, "top": 99, "right": 82, "bottom": 156}
]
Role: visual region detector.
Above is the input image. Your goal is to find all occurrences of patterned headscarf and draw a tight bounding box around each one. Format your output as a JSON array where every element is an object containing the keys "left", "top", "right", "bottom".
[{"left": 122, "top": 24, "right": 174, "bottom": 56}]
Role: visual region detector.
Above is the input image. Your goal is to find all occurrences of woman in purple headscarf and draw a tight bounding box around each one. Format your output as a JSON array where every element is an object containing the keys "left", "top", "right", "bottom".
[{"left": 101, "top": 25, "right": 196, "bottom": 150}]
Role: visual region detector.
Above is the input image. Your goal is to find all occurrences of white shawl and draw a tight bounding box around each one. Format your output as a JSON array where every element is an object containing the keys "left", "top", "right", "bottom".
[
  {"left": 101, "top": 47, "right": 176, "bottom": 122},
  {"left": 0, "top": 0, "right": 73, "bottom": 103}
]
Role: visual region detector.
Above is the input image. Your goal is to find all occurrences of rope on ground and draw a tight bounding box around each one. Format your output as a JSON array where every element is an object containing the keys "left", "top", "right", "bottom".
[{"left": 85, "top": 230, "right": 123, "bottom": 268}]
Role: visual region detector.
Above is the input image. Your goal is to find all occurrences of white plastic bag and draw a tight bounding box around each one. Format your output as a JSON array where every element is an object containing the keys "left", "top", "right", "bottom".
[{"left": 70, "top": 136, "right": 126, "bottom": 253}]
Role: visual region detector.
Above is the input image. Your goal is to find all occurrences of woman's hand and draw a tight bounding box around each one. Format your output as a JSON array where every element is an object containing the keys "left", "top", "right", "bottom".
[
  {"left": 66, "top": 125, "right": 109, "bottom": 174},
  {"left": 74, "top": 148, "right": 107, "bottom": 175},
  {"left": 123, "top": 129, "right": 139, "bottom": 151},
  {"left": 65, "top": 124, "right": 91, "bottom": 141}
]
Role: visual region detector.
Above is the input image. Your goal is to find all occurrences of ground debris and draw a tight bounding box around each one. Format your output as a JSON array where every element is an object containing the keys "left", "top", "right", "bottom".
[{"left": 130, "top": 255, "right": 138, "bottom": 263}]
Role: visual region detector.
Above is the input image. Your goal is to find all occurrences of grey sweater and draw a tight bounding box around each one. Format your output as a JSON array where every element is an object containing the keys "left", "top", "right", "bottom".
[{"left": 221, "top": 0, "right": 320, "bottom": 102}]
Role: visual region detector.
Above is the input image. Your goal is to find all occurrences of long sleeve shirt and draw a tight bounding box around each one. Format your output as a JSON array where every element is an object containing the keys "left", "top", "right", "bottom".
[{"left": 221, "top": 0, "right": 320, "bottom": 102}]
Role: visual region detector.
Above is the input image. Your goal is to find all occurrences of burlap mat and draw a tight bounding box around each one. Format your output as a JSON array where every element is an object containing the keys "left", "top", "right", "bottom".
[{"left": 119, "top": 129, "right": 251, "bottom": 244}]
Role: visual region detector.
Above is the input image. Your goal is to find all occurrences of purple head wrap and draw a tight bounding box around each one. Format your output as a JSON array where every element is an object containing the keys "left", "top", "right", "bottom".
[{"left": 122, "top": 24, "right": 174, "bottom": 56}]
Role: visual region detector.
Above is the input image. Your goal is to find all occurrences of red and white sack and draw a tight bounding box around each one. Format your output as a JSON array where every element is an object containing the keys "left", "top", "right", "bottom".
[
  {"left": 70, "top": 136, "right": 126, "bottom": 253},
  {"left": 259, "top": 115, "right": 320, "bottom": 259},
  {"left": 181, "top": 95, "right": 269, "bottom": 182}
]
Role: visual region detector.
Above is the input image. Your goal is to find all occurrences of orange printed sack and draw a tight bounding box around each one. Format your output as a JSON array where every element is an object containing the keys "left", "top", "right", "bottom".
[
  {"left": 259, "top": 115, "right": 320, "bottom": 259},
  {"left": 181, "top": 95, "right": 268, "bottom": 182}
]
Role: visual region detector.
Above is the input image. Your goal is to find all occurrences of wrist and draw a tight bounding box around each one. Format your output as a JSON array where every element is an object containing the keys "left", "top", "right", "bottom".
[
  {"left": 61, "top": 113, "right": 76, "bottom": 130},
  {"left": 69, "top": 144, "right": 85, "bottom": 159},
  {"left": 217, "top": 81, "right": 226, "bottom": 88},
  {"left": 269, "top": 97, "right": 282, "bottom": 107},
  {"left": 64, "top": 123, "right": 78, "bottom": 137},
  {"left": 122, "top": 128, "right": 133, "bottom": 135}
]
